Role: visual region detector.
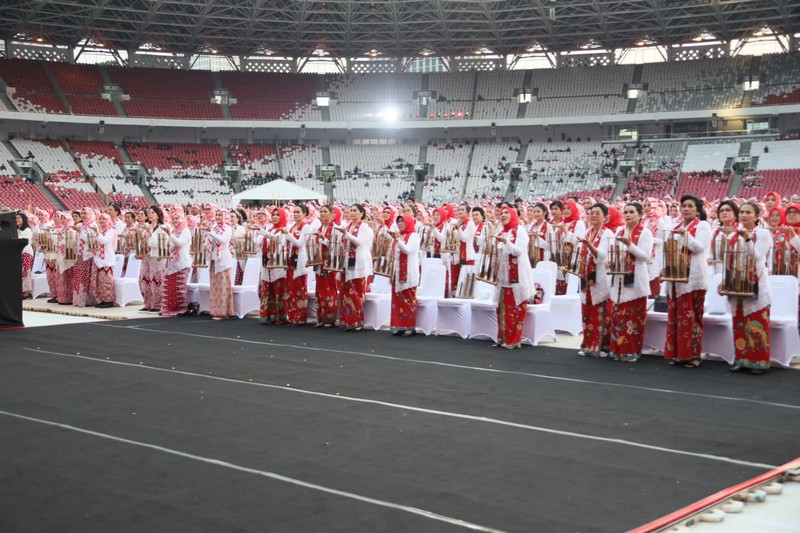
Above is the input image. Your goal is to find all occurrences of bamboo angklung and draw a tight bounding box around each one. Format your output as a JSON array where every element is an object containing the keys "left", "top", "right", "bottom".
[
  {"left": 606, "top": 235, "right": 633, "bottom": 276},
  {"left": 372, "top": 233, "right": 394, "bottom": 278},
  {"left": 305, "top": 233, "right": 323, "bottom": 267},
  {"left": 154, "top": 230, "right": 170, "bottom": 259},
  {"left": 63, "top": 230, "right": 78, "bottom": 265},
  {"left": 191, "top": 228, "right": 209, "bottom": 268},
  {"left": 548, "top": 232, "right": 569, "bottom": 269},
  {"left": 719, "top": 237, "right": 757, "bottom": 297},
  {"left": 475, "top": 228, "right": 499, "bottom": 285},
  {"left": 419, "top": 224, "right": 434, "bottom": 253},
  {"left": 454, "top": 269, "right": 476, "bottom": 298},
  {"left": 661, "top": 230, "right": 689, "bottom": 282},
  {"left": 37, "top": 230, "right": 54, "bottom": 253},
  {"left": 442, "top": 223, "right": 460, "bottom": 254},
  {"left": 264, "top": 234, "right": 287, "bottom": 270},
  {"left": 528, "top": 231, "right": 540, "bottom": 268},
  {"left": 563, "top": 241, "right": 586, "bottom": 279},
  {"left": 323, "top": 230, "right": 345, "bottom": 273}
]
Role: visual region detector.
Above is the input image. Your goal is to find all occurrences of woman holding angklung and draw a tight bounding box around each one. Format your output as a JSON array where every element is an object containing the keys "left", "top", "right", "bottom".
[
  {"left": 282, "top": 203, "right": 313, "bottom": 326},
  {"left": 577, "top": 203, "right": 614, "bottom": 357},
  {"left": 205, "top": 208, "right": 235, "bottom": 320},
  {"left": 389, "top": 213, "right": 421, "bottom": 336},
  {"left": 257, "top": 208, "right": 288, "bottom": 325},
  {"left": 663, "top": 195, "right": 712, "bottom": 369},
  {"left": 336, "top": 204, "right": 374, "bottom": 332},
  {"left": 160, "top": 209, "right": 192, "bottom": 317},
  {"left": 607, "top": 203, "right": 653, "bottom": 363},
  {"left": 314, "top": 205, "right": 341, "bottom": 327},
  {"left": 721, "top": 202, "right": 772, "bottom": 374},
  {"left": 493, "top": 205, "right": 534, "bottom": 349}
]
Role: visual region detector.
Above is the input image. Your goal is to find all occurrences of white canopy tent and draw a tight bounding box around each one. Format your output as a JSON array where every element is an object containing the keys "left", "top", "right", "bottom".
[{"left": 230, "top": 179, "right": 326, "bottom": 207}]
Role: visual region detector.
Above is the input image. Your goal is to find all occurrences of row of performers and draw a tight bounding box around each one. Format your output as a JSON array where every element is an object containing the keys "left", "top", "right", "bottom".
[{"left": 25, "top": 196, "right": 788, "bottom": 372}]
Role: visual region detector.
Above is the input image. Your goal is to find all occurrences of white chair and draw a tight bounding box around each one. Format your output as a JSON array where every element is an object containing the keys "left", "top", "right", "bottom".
[
  {"left": 188, "top": 267, "right": 211, "bottom": 311},
  {"left": 30, "top": 253, "right": 50, "bottom": 299},
  {"left": 435, "top": 267, "right": 482, "bottom": 339},
  {"left": 768, "top": 275, "right": 800, "bottom": 367},
  {"left": 468, "top": 277, "right": 500, "bottom": 343},
  {"left": 522, "top": 268, "right": 557, "bottom": 346},
  {"left": 232, "top": 257, "right": 261, "bottom": 319},
  {"left": 415, "top": 261, "right": 446, "bottom": 335},
  {"left": 551, "top": 273, "right": 582, "bottom": 336},
  {"left": 112, "top": 254, "right": 125, "bottom": 279},
  {"left": 701, "top": 274, "right": 735, "bottom": 364},
  {"left": 363, "top": 274, "right": 392, "bottom": 330},
  {"left": 307, "top": 272, "right": 317, "bottom": 321},
  {"left": 114, "top": 255, "right": 143, "bottom": 307}
]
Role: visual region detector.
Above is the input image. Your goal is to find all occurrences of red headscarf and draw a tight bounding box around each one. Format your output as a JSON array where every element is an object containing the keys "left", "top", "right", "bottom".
[
  {"left": 768, "top": 207, "right": 786, "bottom": 227},
  {"left": 332, "top": 206, "right": 343, "bottom": 225},
  {"left": 561, "top": 200, "right": 581, "bottom": 224},
  {"left": 271, "top": 207, "right": 287, "bottom": 230},
  {"left": 396, "top": 214, "right": 416, "bottom": 235},
  {"left": 444, "top": 203, "right": 456, "bottom": 221},
  {"left": 501, "top": 206, "right": 520, "bottom": 232},
  {"left": 764, "top": 191, "right": 782, "bottom": 206},
  {"left": 786, "top": 204, "right": 800, "bottom": 229},
  {"left": 433, "top": 207, "right": 448, "bottom": 230},
  {"left": 606, "top": 207, "right": 623, "bottom": 233}
]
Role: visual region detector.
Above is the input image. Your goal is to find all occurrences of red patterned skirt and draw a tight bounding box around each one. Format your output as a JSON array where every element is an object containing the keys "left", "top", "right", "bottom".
[
  {"left": 391, "top": 286, "right": 417, "bottom": 330},
  {"left": 285, "top": 269, "right": 308, "bottom": 325},
  {"left": 732, "top": 303, "right": 770, "bottom": 370},
  {"left": 208, "top": 264, "right": 234, "bottom": 319},
  {"left": 72, "top": 258, "right": 96, "bottom": 307},
  {"left": 45, "top": 258, "right": 58, "bottom": 297},
  {"left": 58, "top": 267, "right": 74, "bottom": 304},
  {"left": 649, "top": 277, "right": 662, "bottom": 298},
  {"left": 259, "top": 278, "right": 286, "bottom": 324},
  {"left": 21, "top": 252, "right": 34, "bottom": 293},
  {"left": 315, "top": 272, "right": 339, "bottom": 325},
  {"left": 161, "top": 268, "right": 190, "bottom": 316},
  {"left": 90, "top": 264, "right": 115, "bottom": 304},
  {"left": 664, "top": 288, "right": 705, "bottom": 363},
  {"left": 609, "top": 297, "right": 647, "bottom": 357},
  {"left": 497, "top": 287, "right": 526, "bottom": 348},
  {"left": 338, "top": 277, "right": 367, "bottom": 329},
  {"left": 139, "top": 258, "right": 164, "bottom": 310},
  {"left": 581, "top": 290, "right": 611, "bottom": 353}
]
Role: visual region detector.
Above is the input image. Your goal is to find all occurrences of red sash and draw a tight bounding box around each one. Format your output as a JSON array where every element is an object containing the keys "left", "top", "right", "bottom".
[
  {"left": 473, "top": 222, "right": 483, "bottom": 253},
  {"left": 581, "top": 226, "right": 604, "bottom": 285},
  {"left": 459, "top": 220, "right": 469, "bottom": 263},
  {"left": 618, "top": 224, "right": 643, "bottom": 273},
  {"left": 347, "top": 221, "right": 361, "bottom": 259},
  {"left": 393, "top": 233, "right": 411, "bottom": 282},
  {"left": 433, "top": 223, "right": 444, "bottom": 257},
  {"left": 500, "top": 226, "right": 519, "bottom": 282}
]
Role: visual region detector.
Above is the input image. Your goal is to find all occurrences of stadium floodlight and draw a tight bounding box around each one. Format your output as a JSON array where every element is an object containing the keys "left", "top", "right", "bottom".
[{"left": 627, "top": 89, "right": 640, "bottom": 99}]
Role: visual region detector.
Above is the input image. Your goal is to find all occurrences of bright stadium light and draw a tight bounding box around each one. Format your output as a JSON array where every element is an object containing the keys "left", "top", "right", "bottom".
[{"left": 381, "top": 107, "right": 399, "bottom": 123}]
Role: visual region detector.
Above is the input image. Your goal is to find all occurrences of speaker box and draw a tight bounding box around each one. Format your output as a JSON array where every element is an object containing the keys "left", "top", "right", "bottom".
[{"left": 0, "top": 212, "right": 17, "bottom": 240}]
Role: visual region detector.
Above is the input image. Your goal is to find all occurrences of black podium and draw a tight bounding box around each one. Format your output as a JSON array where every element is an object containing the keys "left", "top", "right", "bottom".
[{"left": 0, "top": 239, "right": 27, "bottom": 328}]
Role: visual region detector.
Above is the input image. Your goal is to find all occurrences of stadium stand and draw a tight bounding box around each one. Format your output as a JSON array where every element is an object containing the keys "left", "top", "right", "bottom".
[
  {"left": 69, "top": 140, "right": 149, "bottom": 209},
  {"left": 221, "top": 72, "right": 322, "bottom": 121},
  {"left": 673, "top": 141, "right": 739, "bottom": 200},
  {"left": 230, "top": 144, "right": 281, "bottom": 186},
  {"left": 0, "top": 177, "right": 57, "bottom": 211},
  {"left": 9, "top": 139, "right": 81, "bottom": 178},
  {"left": 0, "top": 59, "right": 64, "bottom": 114},
  {"left": 752, "top": 53, "right": 800, "bottom": 107},
  {"left": 524, "top": 141, "right": 619, "bottom": 200},
  {"left": 48, "top": 62, "right": 118, "bottom": 116},
  {"left": 464, "top": 142, "right": 520, "bottom": 201},
  {"left": 738, "top": 140, "right": 800, "bottom": 199},
  {"left": 636, "top": 57, "right": 747, "bottom": 112},
  {"left": 329, "top": 144, "right": 418, "bottom": 204},
  {"left": 45, "top": 176, "right": 106, "bottom": 210}
]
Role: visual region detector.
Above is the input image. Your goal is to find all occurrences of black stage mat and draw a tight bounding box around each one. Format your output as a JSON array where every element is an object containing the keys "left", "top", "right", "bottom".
[{"left": 2, "top": 317, "right": 800, "bottom": 533}]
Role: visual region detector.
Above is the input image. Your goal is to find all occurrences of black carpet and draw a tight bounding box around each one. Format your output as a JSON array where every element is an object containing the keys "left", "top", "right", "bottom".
[{"left": 2, "top": 317, "right": 800, "bottom": 533}]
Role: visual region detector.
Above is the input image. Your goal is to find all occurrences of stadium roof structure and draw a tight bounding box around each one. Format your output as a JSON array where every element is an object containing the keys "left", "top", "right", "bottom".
[{"left": 0, "top": 0, "right": 798, "bottom": 62}]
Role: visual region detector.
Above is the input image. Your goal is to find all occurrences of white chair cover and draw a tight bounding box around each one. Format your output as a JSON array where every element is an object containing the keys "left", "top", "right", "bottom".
[
  {"left": 415, "top": 262, "right": 446, "bottom": 335},
  {"left": 522, "top": 268, "right": 557, "bottom": 346},
  {"left": 551, "top": 272, "right": 583, "bottom": 336},
  {"left": 114, "top": 255, "right": 143, "bottom": 307},
  {"left": 232, "top": 257, "right": 261, "bottom": 319},
  {"left": 768, "top": 275, "right": 800, "bottom": 367},
  {"left": 701, "top": 274, "right": 735, "bottom": 364}
]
